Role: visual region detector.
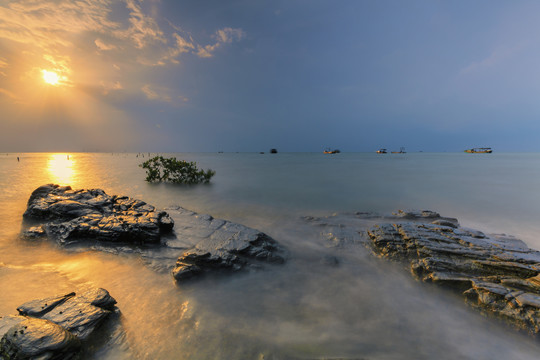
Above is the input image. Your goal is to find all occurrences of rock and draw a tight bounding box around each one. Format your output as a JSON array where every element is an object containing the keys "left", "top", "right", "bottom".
[
  {"left": 367, "top": 219, "right": 540, "bottom": 334},
  {"left": 0, "top": 317, "right": 81, "bottom": 360},
  {"left": 392, "top": 209, "right": 441, "bottom": 219},
  {"left": 22, "top": 226, "right": 47, "bottom": 239},
  {"left": 167, "top": 207, "right": 286, "bottom": 283},
  {"left": 16, "top": 292, "right": 75, "bottom": 318},
  {"left": 0, "top": 288, "right": 117, "bottom": 359},
  {"left": 431, "top": 219, "right": 459, "bottom": 228},
  {"left": 21, "top": 185, "right": 287, "bottom": 283},
  {"left": 17, "top": 289, "right": 117, "bottom": 340},
  {"left": 0, "top": 316, "right": 25, "bottom": 340},
  {"left": 23, "top": 184, "right": 174, "bottom": 244},
  {"left": 303, "top": 210, "right": 540, "bottom": 334}
]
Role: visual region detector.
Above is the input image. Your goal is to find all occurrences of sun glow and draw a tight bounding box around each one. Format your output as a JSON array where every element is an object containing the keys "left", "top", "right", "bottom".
[{"left": 42, "top": 70, "right": 60, "bottom": 85}]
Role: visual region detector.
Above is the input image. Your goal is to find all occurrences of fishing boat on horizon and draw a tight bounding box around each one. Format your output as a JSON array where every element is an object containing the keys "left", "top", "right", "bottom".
[
  {"left": 464, "top": 147, "right": 492, "bottom": 153},
  {"left": 324, "top": 148, "right": 341, "bottom": 154},
  {"left": 391, "top": 147, "right": 406, "bottom": 154},
  {"left": 376, "top": 149, "right": 387, "bottom": 154}
]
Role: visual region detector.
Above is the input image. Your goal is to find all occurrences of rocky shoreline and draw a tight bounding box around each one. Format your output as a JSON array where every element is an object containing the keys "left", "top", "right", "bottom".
[
  {"left": 367, "top": 210, "right": 540, "bottom": 334},
  {"left": 6, "top": 184, "right": 539, "bottom": 358},
  {"left": 305, "top": 209, "right": 540, "bottom": 335}
]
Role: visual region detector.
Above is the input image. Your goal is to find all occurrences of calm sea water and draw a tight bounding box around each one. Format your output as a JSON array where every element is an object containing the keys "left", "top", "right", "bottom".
[{"left": 1, "top": 152, "right": 539, "bottom": 359}]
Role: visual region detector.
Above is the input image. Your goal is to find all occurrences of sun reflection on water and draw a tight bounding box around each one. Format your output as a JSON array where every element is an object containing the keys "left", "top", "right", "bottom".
[{"left": 47, "top": 153, "right": 76, "bottom": 185}]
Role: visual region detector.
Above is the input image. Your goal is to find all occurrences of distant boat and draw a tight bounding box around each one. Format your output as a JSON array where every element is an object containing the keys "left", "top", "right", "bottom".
[
  {"left": 270, "top": 148, "right": 278, "bottom": 154},
  {"left": 376, "top": 149, "right": 387, "bottom": 154},
  {"left": 324, "top": 148, "right": 341, "bottom": 154},
  {"left": 391, "top": 147, "right": 406, "bottom": 154},
  {"left": 465, "top": 147, "right": 492, "bottom": 153}
]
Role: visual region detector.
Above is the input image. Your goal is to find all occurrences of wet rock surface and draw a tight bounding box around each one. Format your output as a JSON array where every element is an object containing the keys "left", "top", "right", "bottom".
[
  {"left": 367, "top": 220, "right": 540, "bottom": 334},
  {"left": 23, "top": 184, "right": 174, "bottom": 244},
  {"left": 0, "top": 288, "right": 117, "bottom": 359},
  {"left": 22, "top": 185, "right": 287, "bottom": 283},
  {"left": 304, "top": 209, "right": 540, "bottom": 334},
  {"left": 167, "top": 206, "right": 287, "bottom": 282}
]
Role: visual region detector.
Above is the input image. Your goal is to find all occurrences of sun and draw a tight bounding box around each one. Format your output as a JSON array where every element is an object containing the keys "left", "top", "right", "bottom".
[{"left": 42, "top": 70, "right": 60, "bottom": 85}]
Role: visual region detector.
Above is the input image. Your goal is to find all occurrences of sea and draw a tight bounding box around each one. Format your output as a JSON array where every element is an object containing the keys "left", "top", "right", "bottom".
[{"left": 0, "top": 152, "right": 539, "bottom": 359}]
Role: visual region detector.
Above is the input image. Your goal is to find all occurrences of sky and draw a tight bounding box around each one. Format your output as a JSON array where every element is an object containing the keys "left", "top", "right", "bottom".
[{"left": 1, "top": 0, "right": 540, "bottom": 152}]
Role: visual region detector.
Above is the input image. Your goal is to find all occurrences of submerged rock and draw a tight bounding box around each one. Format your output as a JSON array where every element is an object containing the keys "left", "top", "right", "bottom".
[
  {"left": 0, "top": 288, "right": 117, "bottom": 359},
  {"left": 366, "top": 211, "right": 540, "bottom": 334},
  {"left": 167, "top": 207, "right": 286, "bottom": 282},
  {"left": 23, "top": 184, "right": 174, "bottom": 244}
]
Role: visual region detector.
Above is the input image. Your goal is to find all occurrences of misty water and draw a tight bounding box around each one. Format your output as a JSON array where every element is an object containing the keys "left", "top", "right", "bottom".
[{"left": 1, "top": 152, "right": 540, "bottom": 359}]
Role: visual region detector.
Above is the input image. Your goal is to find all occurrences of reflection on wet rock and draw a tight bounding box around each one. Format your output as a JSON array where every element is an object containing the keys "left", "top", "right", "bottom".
[
  {"left": 21, "top": 185, "right": 287, "bottom": 284},
  {"left": 0, "top": 288, "right": 117, "bottom": 359},
  {"left": 0, "top": 318, "right": 81, "bottom": 360},
  {"left": 23, "top": 184, "right": 174, "bottom": 244}
]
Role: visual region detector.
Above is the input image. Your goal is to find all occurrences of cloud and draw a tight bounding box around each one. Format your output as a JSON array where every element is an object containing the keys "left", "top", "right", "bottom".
[
  {"left": 95, "top": 38, "right": 117, "bottom": 51},
  {"left": 141, "top": 84, "right": 171, "bottom": 102},
  {"left": 197, "top": 28, "right": 245, "bottom": 58},
  {"left": 171, "top": 33, "right": 195, "bottom": 56},
  {"left": 0, "top": 0, "right": 120, "bottom": 89},
  {"left": 0, "top": 1, "right": 246, "bottom": 67},
  {"left": 196, "top": 44, "right": 218, "bottom": 59},
  {"left": 0, "top": 0, "right": 245, "bottom": 109},
  {"left": 216, "top": 28, "right": 245, "bottom": 44},
  {"left": 141, "top": 84, "right": 190, "bottom": 105},
  {"left": 0, "top": 1, "right": 119, "bottom": 50},
  {"left": 123, "top": 0, "right": 166, "bottom": 49}
]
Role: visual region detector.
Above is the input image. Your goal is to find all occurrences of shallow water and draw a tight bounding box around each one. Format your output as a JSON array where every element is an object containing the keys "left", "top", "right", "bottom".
[{"left": 1, "top": 152, "right": 539, "bottom": 359}]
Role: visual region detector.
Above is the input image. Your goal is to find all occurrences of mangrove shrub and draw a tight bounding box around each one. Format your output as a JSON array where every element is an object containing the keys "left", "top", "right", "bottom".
[{"left": 140, "top": 156, "right": 215, "bottom": 184}]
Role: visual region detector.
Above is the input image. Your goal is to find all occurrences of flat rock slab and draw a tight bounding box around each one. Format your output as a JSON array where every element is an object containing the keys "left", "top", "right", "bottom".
[
  {"left": 23, "top": 184, "right": 174, "bottom": 244},
  {"left": 167, "top": 206, "right": 287, "bottom": 282},
  {"left": 0, "top": 288, "right": 117, "bottom": 359}
]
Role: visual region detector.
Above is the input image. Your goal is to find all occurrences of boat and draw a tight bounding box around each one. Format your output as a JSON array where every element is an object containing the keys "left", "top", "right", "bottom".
[
  {"left": 391, "top": 147, "right": 406, "bottom": 154},
  {"left": 376, "top": 149, "right": 387, "bottom": 154},
  {"left": 324, "top": 148, "right": 341, "bottom": 154},
  {"left": 465, "top": 147, "right": 492, "bottom": 153}
]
